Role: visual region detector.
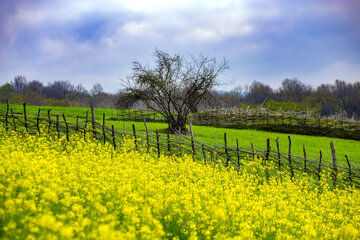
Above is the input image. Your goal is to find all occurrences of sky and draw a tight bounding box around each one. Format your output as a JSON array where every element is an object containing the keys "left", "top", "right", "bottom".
[{"left": 0, "top": 0, "right": 359, "bottom": 93}]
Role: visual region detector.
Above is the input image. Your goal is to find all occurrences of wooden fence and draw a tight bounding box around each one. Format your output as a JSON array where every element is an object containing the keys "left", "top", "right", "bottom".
[
  {"left": 112, "top": 108, "right": 360, "bottom": 136},
  {"left": 1, "top": 103, "right": 359, "bottom": 188}
]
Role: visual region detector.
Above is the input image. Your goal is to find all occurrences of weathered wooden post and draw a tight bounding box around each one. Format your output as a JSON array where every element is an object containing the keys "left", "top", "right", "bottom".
[
  {"left": 84, "top": 110, "right": 88, "bottom": 139},
  {"left": 345, "top": 155, "right": 352, "bottom": 185},
  {"left": 251, "top": 143, "right": 255, "bottom": 161},
  {"left": 23, "top": 102, "right": 28, "bottom": 132},
  {"left": 156, "top": 130, "right": 160, "bottom": 158},
  {"left": 189, "top": 122, "right": 196, "bottom": 158},
  {"left": 330, "top": 141, "right": 338, "bottom": 184},
  {"left": 5, "top": 99, "right": 9, "bottom": 131},
  {"left": 236, "top": 139, "right": 240, "bottom": 167},
  {"left": 11, "top": 109, "right": 16, "bottom": 131},
  {"left": 265, "top": 138, "right": 270, "bottom": 164},
  {"left": 167, "top": 130, "right": 171, "bottom": 155},
  {"left": 288, "top": 136, "right": 294, "bottom": 178},
  {"left": 36, "top": 108, "right": 41, "bottom": 134},
  {"left": 202, "top": 145, "right": 207, "bottom": 163},
  {"left": 132, "top": 124, "right": 137, "bottom": 150},
  {"left": 62, "top": 113, "right": 69, "bottom": 142},
  {"left": 47, "top": 109, "right": 52, "bottom": 134},
  {"left": 224, "top": 133, "right": 230, "bottom": 166},
  {"left": 91, "top": 106, "right": 96, "bottom": 139},
  {"left": 112, "top": 125, "right": 116, "bottom": 150},
  {"left": 144, "top": 119, "right": 150, "bottom": 153},
  {"left": 276, "top": 137, "right": 281, "bottom": 171},
  {"left": 103, "top": 113, "right": 106, "bottom": 144},
  {"left": 56, "top": 115, "right": 60, "bottom": 139},
  {"left": 318, "top": 150, "right": 322, "bottom": 180},
  {"left": 303, "top": 145, "right": 307, "bottom": 173}
]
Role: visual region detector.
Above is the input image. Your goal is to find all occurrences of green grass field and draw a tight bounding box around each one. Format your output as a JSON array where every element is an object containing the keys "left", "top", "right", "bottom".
[{"left": 1, "top": 104, "right": 359, "bottom": 167}]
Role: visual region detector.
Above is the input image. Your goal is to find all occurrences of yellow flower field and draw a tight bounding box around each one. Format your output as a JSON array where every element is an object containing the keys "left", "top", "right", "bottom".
[{"left": 0, "top": 130, "right": 359, "bottom": 239}]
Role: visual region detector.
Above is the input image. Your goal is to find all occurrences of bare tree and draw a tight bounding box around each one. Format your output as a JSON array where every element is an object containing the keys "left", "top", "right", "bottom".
[{"left": 117, "top": 50, "right": 229, "bottom": 134}]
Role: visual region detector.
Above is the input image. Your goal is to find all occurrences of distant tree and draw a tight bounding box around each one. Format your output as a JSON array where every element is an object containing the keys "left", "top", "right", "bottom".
[
  {"left": 90, "top": 83, "right": 104, "bottom": 96},
  {"left": 27, "top": 80, "right": 44, "bottom": 96},
  {"left": 0, "top": 83, "right": 14, "bottom": 103},
  {"left": 44, "top": 80, "right": 74, "bottom": 99},
  {"left": 117, "top": 49, "right": 229, "bottom": 134},
  {"left": 245, "top": 81, "right": 273, "bottom": 105},
  {"left": 277, "top": 78, "right": 312, "bottom": 102},
  {"left": 11, "top": 76, "right": 28, "bottom": 94}
]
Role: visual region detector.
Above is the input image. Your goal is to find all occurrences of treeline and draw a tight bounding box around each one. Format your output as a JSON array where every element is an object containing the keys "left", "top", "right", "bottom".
[
  {"left": 0, "top": 76, "right": 116, "bottom": 108},
  {"left": 211, "top": 78, "right": 360, "bottom": 119}
]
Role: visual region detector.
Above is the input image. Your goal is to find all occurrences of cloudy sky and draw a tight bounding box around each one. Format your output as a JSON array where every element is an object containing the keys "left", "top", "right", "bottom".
[{"left": 0, "top": 0, "right": 359, "bottom": 93}]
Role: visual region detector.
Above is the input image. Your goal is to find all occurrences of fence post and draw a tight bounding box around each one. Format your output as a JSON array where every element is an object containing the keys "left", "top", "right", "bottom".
[
  {"left": 91, "top": 106, "right": 96, "bottom": 139},
  {"left": 276, "top": 137, "right": 281, "bottom": 171},
  {"left": 303, "top": 145, "right": 307, "bottom": 173},
  {"left": 112, "top": 125, "right": 116, "bottom": 150},
  {"left": 330, "top": 141, "right": 337, "bottom": 184},
  {"left": 202, "top": 145, "right": 207, "bottom": 163},
  {"left": 189, "top": 122, "right": 196, "bottom": 158},
  {"left": 62, "top": 113, "right": 69, "bottom": 142},
  {"left": 76, "top": 116, "right": 79, "bottom": 132},
  {"left": 144, "top": 119, "right": 150, "bottom": 153},
  {"left": 84, "top": 110, "right": 88, "bottom": 139},
  {"left": 47, "top": 109, "right": 52, "bottom": 134},
  {"left": 56, "top": 115, "right": 60, "bottom": 139},
  {"left": 288, "top": 136, "right": 294, "bottom": 178},
  {"left": 167, "top": 130, "right": 171, "bottom": 155},
  {"left": 265, "top": 138, "right": 270, "bottom": 164},
  {"left": 103, "top": 113, "right": 106, "bottom": 144},
  {"left": 224, "top": 132, "right": 230, "bottom": 166},
  {"left": 23, "top": 102, "right": 28, "bottom": 132},
  {"left": 345, "top": 155, "right": 352, "bottom": 185},
  {"left": 156, "top": 130, "right": 160, "bottom": 158},
  {"left": 132, "top": 124, "right": 137, "bottom": 150},
  {"left": 5, "top": 99, "right": 9, "bottom": 131},
  {"left": 11, "top": 109, "right": 16, "bottom": 131},
  {"left": 318, "top": 150, "right": 322, "bottom": 180},
  {"left": 236, "top": 139, "right": 240, "bottom": 167},
  {"left": 251, "top": 143, "right": 255, "bottom": 161},
  {"left": 37, "top": 108, "right": 41, "bottom": 134}
]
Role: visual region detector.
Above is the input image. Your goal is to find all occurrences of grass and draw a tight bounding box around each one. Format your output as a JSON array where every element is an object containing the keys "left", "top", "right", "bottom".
[{"left": 1, "top": 103, "right": 359, "bottom": 167}]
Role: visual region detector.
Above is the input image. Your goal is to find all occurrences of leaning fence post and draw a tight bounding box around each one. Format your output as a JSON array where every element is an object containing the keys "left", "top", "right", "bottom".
[
  {"left": 276, "top": 137, "right": 281, "bottom": 171},
  {"left": 132, "top": 124, "right": 137, "bottom": 150},
  {"left": 288, "top": 136, "right": 294, "bottom": 178},
  {"left": 76, "top": 116, "right": 79, "bottom": 132},
  {"left": 345, "top": 155, "right": 352, "bottom": 185},
  {"left": 318, "top": 150, "right": 323, "bottom": 180},
  {"left": 91, "top": 106, "right": 96, "bottom": 139},
  {"left": 156, "top": 130, "right": 160, "bottom": 158},
  {"left": 202, "top": 145, "right": 207, "bottom": 163},
  {"left": 62, "top": 113, "right": 69, "bottom": 142},
  {"left": 84, "top": 110, "right": 89, "bottom": 139},
  {"left": 189, "top": 122, "right": 196, "bottom": 158},
  {"left": 167, "top": 130, "right": 171, "bottom": 155},
  {"left": 5, "top": 99, "right": 9, "bottom": 131},
  {"left": 23, "top": 102, "right": 28, "bottom": 132},
  {"left": 103, "top": 113, "right": 106, "bottom": 144},
  {"left": 265, "top": 138, "right": 270, "bottom": 164},
  {"left": 330, "top": 141, "right": 337, "bottom": 184},
  {"left": 11, "top": 109, "right": 16, "bottom": 131},
  {"left": 144, "top": 119, "right": 150, "bottom": 153},
  {"left": 251, "top": 143, "right": 255, "bottom": 161},
  {"left": 47, "top": 109, "right": 52, "bottom": 134},
  {"left": 37, "top": 108, "right": 41, "bottom": 134},
  {"left": 112, "top": 125, "right": 116, "bottom": 150},
  {"left": 236, "top": 139, "right": 240, "bottom": 167},
  {"left": 224, "top": 133, "right": 230, "bottom": 166},
  {"left": 303, "top": 145, "right": 307, "bottom": 173},
  {"left": 56, "top": 115, "right": 60, "bottom": 139}
]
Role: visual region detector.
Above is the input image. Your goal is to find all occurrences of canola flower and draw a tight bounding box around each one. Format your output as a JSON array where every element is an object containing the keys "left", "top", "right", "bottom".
[{"left": 0, "top": 129, "right": 359, "bottom": 239}]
